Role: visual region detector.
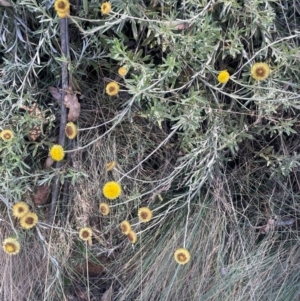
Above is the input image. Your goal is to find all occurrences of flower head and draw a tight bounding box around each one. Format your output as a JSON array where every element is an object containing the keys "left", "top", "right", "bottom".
[
  {"left": 120, "top": 220, "right": 132, "bottom": 235},
  {"left": 49, "top": 144, "right": 65, "bottom": 162},
  {"left": 99, "top": 202, "right": 110, "bottom": 215},
  {"left": 127, "top": 230, "right": 137, "bottom": 244},
  {"left": 217, "top": 70, "right": 230, "bottom": 84},
  {"left": 118, "top": 67, "right": 128, "bottom": 77},
  {"left": 174, "top": 248, "right": 191, "bottom": 265},
  {"left": 54, "top": 0, "right": 70, "bottom": 18},
  {"left": 102, "top": 181, "right": 121, "bottom": 200},
  {"left": 101, "top": 2, "right": 111, "bottom": 15},
  {"left": 20, "top": 212, "right": 38, "bottom": 229},
  {"left": 106, "top": 82, "right": 120, "bottom": 96},
  {"left": 138, "top": 207, "right": 153, "bottom": 223},
  {"left": 251, "top": 62, "right": 270, "bottom": 81},
  {"left": 65, "top": 122, "right": 78, "bottom": 139},
  {"left": 12, "top": 202, "right": 29, "bottom": 219},
  {"left": 79, "top": 227, "right": 93, "bottom": 241},
  {"left": 2, "top": 237, "right": 20, "bottom": 255},
  {"left": 0, "top": 129, "right": 14, "bottom": 142},
  {"left": 106, "top": 161, "right": 116, "bottom": 171}
]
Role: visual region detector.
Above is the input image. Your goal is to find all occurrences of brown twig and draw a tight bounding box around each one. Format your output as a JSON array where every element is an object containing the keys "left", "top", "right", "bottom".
[{"left": 50, "top": 17, "right": 69, "bottom": 223}]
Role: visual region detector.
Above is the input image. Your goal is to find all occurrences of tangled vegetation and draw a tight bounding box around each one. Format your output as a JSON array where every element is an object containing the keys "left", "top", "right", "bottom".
[{"left": 0, "top": 0, "right": 300, "bottom": 300}]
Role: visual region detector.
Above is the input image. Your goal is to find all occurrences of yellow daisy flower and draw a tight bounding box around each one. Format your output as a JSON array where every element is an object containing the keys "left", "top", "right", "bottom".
[
  {"left": 120, "top": 220, "right": 132, "bottom": 235},
  {"left": 20, "top": 212, "right": 38, "bottom": 229},
  {"left": 101, "top": 2, "right": 111, "bottom": 15},
  {"left": 251, "top": 62, "right": 270, "bottom": 81},
  {"left": 102, "top": 181, "right": 121, "bottom": 200},
  {"left": 106, "top": 161, "right": 116, "bottom": 171},
  {"left": 138, "top": 207, "right": 153, "bottom": 223},
  {"left": 79, "top": 227, "right": 93, "bottom": 241},
  {"left": 49, "top": 144, "right": 65, "bottom": 162},
  {"left": 99, "top": 202, "right": 110, "bottom": 215},
  {"left": 118, "top": 66, "right": 128, "bottom": 77},
  {"left": 174, "top": 248, "right": 191, "bottom": 265},
  {"left": 2, "top": 237, "right": 20, "bottom": 255},
  {"left": 217, "top": 70, "right": 230, "bottom": 84},
  {"left": 54, "top": 0, "right": 70, "bottom": 18},
  {"left": 65, "top": 122, "right": 78, "bottom": 139},
  {"left": 0, "top": 129, "right": 14, "bottom": 142},
  {"left": 127, "top": 230, "right": 137, "bottom": 244},
  {"left": 105, "top": 82, "right": 120, "bottom": 96},
  {"left": 12, "top": 202, "right": 29, "bottom": 219}
]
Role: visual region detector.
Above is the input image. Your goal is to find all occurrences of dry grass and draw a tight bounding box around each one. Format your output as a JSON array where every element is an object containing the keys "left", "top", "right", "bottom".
[{"left": 1, "top": 87, "right": 299, "bottom": 300}]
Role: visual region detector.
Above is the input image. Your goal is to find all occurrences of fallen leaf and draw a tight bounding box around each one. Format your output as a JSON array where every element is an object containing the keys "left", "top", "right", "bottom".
[
  {"left": 275, "top": 217, "right": 295, "bottom": 227},
  {"left": 74, "top": 286, "right": 88, "bottom": 301},
  {"left": 29, "top": 126, "right": 41, "bottom": 141},
  {"left": 106, "top": 161, "right": 116, "bottom": 171},
  {"left": 32, "top": 185, "right": 51, "bottom": 205},
  {"left": 175, "top": 23, "right": 190, "bottom": 30},
  {"left": 100, "top": 286, "right": 113, "bottom": 301},
  {"left": 21, "top": 104, "right": 46, "bottom": 141},
  {"left": 163, "top": 20, "right": 191, "bottom": 30},
  {"left": 220, "top": 267, "right": 229, "bottom": 276},
  {"left": 44, "top": 156, "right": 54, "bottom": 169},
  {"left": 151, "top": 0, "right": 159, "bottom": 7},
  {"left": 75, "top": 255, "right": 110, "bottom": 277},
  {"left": 0, "top": 0, "right": 12, "bottom": 6},
  {"left": 260, "top": 218, "right": 275, "bottom": 234},
  {"left": 261, "top": 216, "right": 295, "bottom": 234},
  {"left": 49, "top": 86, "right": 62, "bottom": 101},
  {"left": 64, "top": 86, "right": 81, "bottom": 122}
]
